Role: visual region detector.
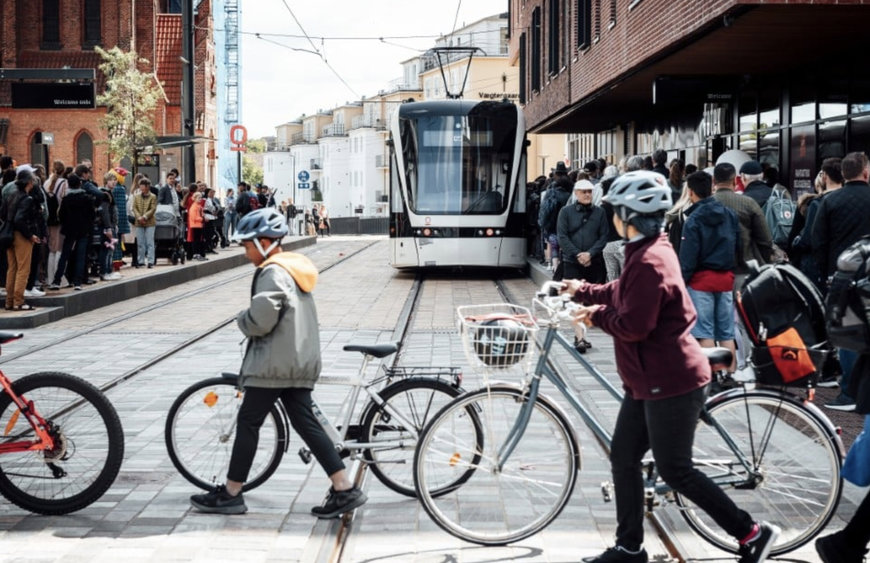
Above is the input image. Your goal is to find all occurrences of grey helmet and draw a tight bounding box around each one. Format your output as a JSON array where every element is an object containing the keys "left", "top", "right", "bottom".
[
  {"left": 233, "top": 208, "right": 289, "bottom": 241},
  {"left": 602, "top": 170, "right": 672, "bottom": 222}
]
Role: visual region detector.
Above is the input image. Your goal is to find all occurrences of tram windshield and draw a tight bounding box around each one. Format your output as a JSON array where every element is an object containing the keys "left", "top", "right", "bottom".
[{"left": 400, "top": 104, "right": 517, "bottom": 215}]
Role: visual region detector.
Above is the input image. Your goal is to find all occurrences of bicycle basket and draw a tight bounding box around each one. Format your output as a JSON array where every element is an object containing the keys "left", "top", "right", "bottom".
[{"left": 457, "top": 304, "right": 538, "bottom": 372}]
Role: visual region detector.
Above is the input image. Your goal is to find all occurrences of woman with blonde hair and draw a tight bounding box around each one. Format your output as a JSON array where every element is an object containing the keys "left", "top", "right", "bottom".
[
  {"left": 664, "top": 181, "right": 693, "bottom": 255},
  {"left": 44, "top": 160, "right": 67, "bottom": 284}
]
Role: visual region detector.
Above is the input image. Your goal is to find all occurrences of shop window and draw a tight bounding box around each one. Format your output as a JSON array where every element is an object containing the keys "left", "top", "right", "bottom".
[
  {"left": 819, "top": 120, "right": 846, "bottom": 160},
  {"left": 41, "top": 0, "right": 60, "bottom": 49},
  {"left": 76, "top": 132, "right": 94, "bottom": 164}
]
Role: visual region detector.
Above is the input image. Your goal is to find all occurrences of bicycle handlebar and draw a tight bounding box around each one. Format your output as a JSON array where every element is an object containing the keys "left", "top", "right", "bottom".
[{"left": 533, "top": 281, "right": 581, "bottom": 323}]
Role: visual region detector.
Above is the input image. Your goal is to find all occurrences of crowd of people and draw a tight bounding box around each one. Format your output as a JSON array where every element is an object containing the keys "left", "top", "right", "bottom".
[
  {"left": 532, "top": 150, "right": 870, "bottom": 562},
  {"left": 0, "top": 154, "right": 332, "bottom": 312}
]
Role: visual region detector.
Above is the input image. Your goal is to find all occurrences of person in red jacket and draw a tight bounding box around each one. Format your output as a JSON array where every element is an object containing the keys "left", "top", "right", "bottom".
[{"left": 561, "top": 171, "right": 779, "bottom": 563}]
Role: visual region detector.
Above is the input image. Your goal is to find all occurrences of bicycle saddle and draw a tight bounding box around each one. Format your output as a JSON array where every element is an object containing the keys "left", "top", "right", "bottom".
[
  {"left": 701, "top": 346, "right": 732, "bottom": 367},
  {"left": 343, "top": 342, "right": 398, "bottom": 358}
]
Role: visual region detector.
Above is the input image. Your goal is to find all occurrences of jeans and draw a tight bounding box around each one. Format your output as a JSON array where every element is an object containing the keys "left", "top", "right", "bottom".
[
  {"left": 611, "top": 386, "right": 754, "bottom": 550},
  {"left": 687, "top": 287, "right": 735, "bottom": 341},
  {"left": 136, "top": 225, "right": 155, "bottom": 266},
  {"left": 228, "top": 387, "right": 344, "bottom": 483},
  {"left": 839, "top": 349, "right": 858, "bottom": 401},
  {"left": 53, "top": 235, "right": 88, "bottom": 286}
]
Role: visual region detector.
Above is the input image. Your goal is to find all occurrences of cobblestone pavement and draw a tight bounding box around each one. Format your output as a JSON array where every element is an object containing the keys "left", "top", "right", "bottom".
[{"left": 0, "top": 237, "right": 853, "bottom": 562}]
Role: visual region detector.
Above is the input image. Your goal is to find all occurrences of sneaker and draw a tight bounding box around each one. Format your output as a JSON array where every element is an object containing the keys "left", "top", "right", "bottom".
[
  {"left": 815, "top": 530, "right": 868, "bottom": 563},
  {"left": 189, "top": 485, "right": 247, "bottom": 514},
  {"left": 24, "top": 288, "right": 45, "bottom": 297},
  {"left": 0, "top": 289, "right": 5, "bottom": 297},
  {"left": 47, "top": 283, "right": 61, "bottom": 290},
  {"left": 574, "top": 336, "right": 591, "bottom": 354},
  {"left": 825, "top": 394, "right": 857, "bottom": 412},
  {"left": 147, "top": 263, "right": 154, "bottom": 269},
  {"left": 73, "top": 285, "right": 82, "bottom": 291},
  {"left": 816, "top": 376, "right": 840, "bottom": 388},
  {"left": 581, "top": 546, "right": 648, "bottom": 563},
  {"left": 310, "top": 486, "right": 367, "bottom": 519},
  {"left": 101, "top": 273, "right": 122, "bottom": 281},
  {"left": 738, "top": 522, "right": 780, "bottom": 563}
]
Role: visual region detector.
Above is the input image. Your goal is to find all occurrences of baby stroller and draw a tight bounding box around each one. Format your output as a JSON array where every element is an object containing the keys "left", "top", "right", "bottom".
[{"left": 154, "top": 204, "right": 186, "bottom": 265}]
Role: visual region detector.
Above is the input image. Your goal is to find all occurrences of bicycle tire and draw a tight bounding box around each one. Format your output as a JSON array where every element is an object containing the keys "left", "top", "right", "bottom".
[
  {"left": 675, "top": 390, "right": 842, "bottom": 555},
  {"left": 165, "top": 377, "right": 285, "bottom": 492},
  {"left": 414, "top": 385, "right": 580, "bottom": 545},
  {"left": 0, "top": 372, "right": 125, "bottom": 515},
  {"left": 360, "top": 377, "right": 478, "bottom": 497}
]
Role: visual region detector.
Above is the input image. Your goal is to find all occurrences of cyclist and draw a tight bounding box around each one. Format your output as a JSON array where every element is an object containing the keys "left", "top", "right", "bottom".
[
  {"left": 189, "top": 208, "right": 367, "bottom": 517},
  {"left": 560, "top": 170, "right": 779, "bottom": 563}
]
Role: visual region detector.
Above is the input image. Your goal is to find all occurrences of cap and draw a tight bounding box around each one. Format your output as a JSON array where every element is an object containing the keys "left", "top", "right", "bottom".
[
  {"left": 739, "top": 160, "right": 763, "bottom": 175},
  {"left": 574, "top": 179, "right": 595, "bottom": 192},
  {"left": 554, "top": 162, "right": 568, "bottom": 174},
  {"left": 16, "top": 163, "right": 36, "bottom": 176}
]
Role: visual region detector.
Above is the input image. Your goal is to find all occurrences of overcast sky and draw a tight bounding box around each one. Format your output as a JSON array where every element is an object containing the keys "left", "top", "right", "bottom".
[{"left": 239, "top": 0, "right": 508, "bottom": 138}]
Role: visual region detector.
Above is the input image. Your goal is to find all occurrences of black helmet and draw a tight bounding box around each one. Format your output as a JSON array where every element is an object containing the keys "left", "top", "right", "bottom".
[
  {"left": 603, "top": 170, "right": 672, "bottom": 222},
  {"left": 472, "top": 318, "right": 530, "bottom": 368}
]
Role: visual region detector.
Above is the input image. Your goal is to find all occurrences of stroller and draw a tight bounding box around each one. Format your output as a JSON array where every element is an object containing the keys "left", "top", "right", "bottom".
[{"left": 154, "top": 204, "right": 186, "bottom": 265}]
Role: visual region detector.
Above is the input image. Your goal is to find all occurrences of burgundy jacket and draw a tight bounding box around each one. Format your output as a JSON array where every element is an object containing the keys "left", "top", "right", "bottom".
[{"left": 574, "top": 234, "right": 710, "bottom": 400}]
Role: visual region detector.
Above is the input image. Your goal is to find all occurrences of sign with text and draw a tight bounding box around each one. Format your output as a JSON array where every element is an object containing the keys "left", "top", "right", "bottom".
[
  {"left": 11, "top": 83, "right": 95, "bottom": 109},
  {"left": 229, "top": 125, "right": 248, "bottom": 152}
]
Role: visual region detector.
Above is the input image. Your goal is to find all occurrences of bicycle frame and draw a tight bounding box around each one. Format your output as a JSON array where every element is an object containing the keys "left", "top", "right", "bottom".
[{"left": 0, "top": 370, "right": 56, "bottom": 455}]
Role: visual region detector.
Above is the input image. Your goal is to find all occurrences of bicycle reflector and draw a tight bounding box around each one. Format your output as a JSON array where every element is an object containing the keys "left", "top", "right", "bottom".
[{"left": 472, "top": 318, "right": 529, "bottom": 368}]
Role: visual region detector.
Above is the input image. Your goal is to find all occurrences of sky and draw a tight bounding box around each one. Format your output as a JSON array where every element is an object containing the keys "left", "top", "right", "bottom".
[{"left": 239, "top": 0, "right": 508, "bottom": 138}]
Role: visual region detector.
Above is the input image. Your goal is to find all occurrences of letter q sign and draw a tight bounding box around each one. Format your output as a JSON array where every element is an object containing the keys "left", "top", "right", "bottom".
[{"left": 230, "top": 125, "right": 248, "bottom": 152}]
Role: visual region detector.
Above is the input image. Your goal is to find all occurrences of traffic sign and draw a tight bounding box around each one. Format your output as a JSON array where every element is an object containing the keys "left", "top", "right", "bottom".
[
  {"left": 298, "top": 182, "right": 310, "bottom": 189},
  {"left": 298, "top": 170, "right": 310, "bottom": 182}
]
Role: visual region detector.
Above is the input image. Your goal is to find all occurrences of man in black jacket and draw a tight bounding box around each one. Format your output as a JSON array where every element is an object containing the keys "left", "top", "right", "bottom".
[
  {"left": 48, "top": 174, "right": 95, "bottom": 291},
  {"left": 739, "top": 160, "right": 772, "bottom": 209},
  {"left": 538, "top": 162, "right": 573, "bottom": 273},
  {"left": 812, "top": 151, "right": 870, "bottom": 411},
  {"left": 557, "top": 180, "right": 609, "bottom": 282}
]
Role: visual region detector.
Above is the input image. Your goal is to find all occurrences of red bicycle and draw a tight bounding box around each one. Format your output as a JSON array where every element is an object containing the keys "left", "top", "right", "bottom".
[{"left": 0, "top": 332, "right": 124, "bottom": 514}]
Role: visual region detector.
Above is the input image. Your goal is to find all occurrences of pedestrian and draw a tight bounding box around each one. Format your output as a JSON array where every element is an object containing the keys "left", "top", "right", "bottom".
[
  {"left": 712, "top": 163, "right": 773, "bottom": 274},
  {"left": 284, "top": 197, "right": 298, "bottom": 235},
  {"left": 111, "top": 167, "right": 130, "bottom": 272},
  {"left": 44, "top": 161, "right": 67, "bottom": 285},
  {"left": 679, "top": 171, "right": 741, "bottom": 372},
  {"left": 2, "top": 169, "right": 41, "bottom": 310},
  {"left": 49, "top": 174, "right": 93, "bottom": 290},
  {"left": 223, "top": 188, "right": 238, "bottom": 241},
  {"left": 556, "top": 179, "right": 608, "bottom": 283},
  {"left": 319, "top": 204, "right": 331, "bottom": 236},
  {"left": 188, "top": 192, "right": 207, "bottom": 261},
  {"left": 561, "top": 170, "right": 779, "bottom": 563},
  {"left": 538, "top": 162, "right": 573, "bottom": 274},
  {"left": 312, "top": 204, "right": 322, "bottom": 236},
  {"left": 189, "top": 208, "right": 367, "bottom": 518},
  {"left": 812, "top": 151, "right": 870, "bottom": 411},
  {"left": 739, "top": 161, "right": 772, "bottom": 209},
  {"left": 132, "top": 177, "right": 157, "bottom": 269}
]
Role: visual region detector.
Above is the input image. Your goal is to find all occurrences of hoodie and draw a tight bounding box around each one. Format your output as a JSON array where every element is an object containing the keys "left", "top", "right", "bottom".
[
  {"left": 237, "top": 252, "right": 321, "bottom": 389},
  {"left": 679, "top": 197, "right": 740, "bottom": 284}
]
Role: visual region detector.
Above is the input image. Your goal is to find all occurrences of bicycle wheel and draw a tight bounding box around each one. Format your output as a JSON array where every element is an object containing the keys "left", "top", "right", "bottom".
[
  {"left": 361, "top": 377, "right": 478, "bottom": 497},
  {"left": 414, "top": 385, "right": 580, "bottom": 545},
  {"left": 675, "top": 390, "right": 842, "bottom": 555},
  {"left": 165, "top": 377, "right": 285, "bottom": 492},
  {"left": 0, "top": 372, "right": 125, "bottom": 515}
]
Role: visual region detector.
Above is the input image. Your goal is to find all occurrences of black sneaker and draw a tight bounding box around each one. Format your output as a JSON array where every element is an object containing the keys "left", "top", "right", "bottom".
[
  {"left": 574, "top": 337, "right": 591, "bottom": 354},
  {"left": 825, "top": 394, "right": 857, "bottom": 412},
  {"left": 581, "top": 546, "right": 648, "bottom": 563},
  {"left": 310, "top": 486, "right": 367, "bottom": 519},
  {"left": 815, "top": 530, "right": 868, "bottom": 563},
  {"left": 738, "top": 522, "right": 780, "bottom": 563},
  {"left": 189, "top": 485, "right": 247, "bottom": 514},
  {"left": 816, "top": 375, "right": 840, "bottom": 388}
]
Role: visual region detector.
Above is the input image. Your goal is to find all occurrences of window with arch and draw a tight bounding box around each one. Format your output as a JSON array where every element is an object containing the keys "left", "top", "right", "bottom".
[
  {"left": 76, "top": 131, "right": 94, "bottom": 165},
  {"left": 30, "top": 132, "right": 48, "bottom": 168},
  {"left": 42, "top": 0, "right": 60, "bottom": 49}
]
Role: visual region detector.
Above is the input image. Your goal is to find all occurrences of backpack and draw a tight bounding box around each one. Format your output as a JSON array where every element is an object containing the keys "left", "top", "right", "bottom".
[
  {"left": 737, "top": 260, "right": 834, "bottom": 386},
  {"left": 236, "top": 192, "right": 258, "bottom": 216},
  {"left": 46, "top": 190, "right": 60, "bottom": 226},
  {"left": 763, "top": 186, "right": 796, "bottom": 247},
  {"left": 825, "top": 235, "right": 870, "bottom": 354}
]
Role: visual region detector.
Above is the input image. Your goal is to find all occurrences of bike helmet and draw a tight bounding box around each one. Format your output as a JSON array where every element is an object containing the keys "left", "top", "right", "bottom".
[
  {"left": 602, "top": 170, "right": 672, "bottom": 222},
  {"left": 233, "top": 208, "right": 289, "bottom": 257},
  {"left": 472, "top": 318, "right": 529, "bottom": 368}
]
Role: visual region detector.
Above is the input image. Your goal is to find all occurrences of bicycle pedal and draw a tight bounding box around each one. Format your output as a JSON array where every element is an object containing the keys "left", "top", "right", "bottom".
[{"left": 298, "top": 447, "right": 312, "bottom": 464}]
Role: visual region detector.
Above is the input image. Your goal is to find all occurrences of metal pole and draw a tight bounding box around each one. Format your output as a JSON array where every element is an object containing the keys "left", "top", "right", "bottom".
[
  {"left": 237, "top": 151, "right": 242, "bottom": 185},
  {"left": 182, "top": 0, "right": 196, "bottom": 183}
]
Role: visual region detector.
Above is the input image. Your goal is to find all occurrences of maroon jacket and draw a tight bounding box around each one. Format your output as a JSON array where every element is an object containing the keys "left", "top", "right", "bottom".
[{"left": 575, "top": 234, "right": 710, "bottom": 400}]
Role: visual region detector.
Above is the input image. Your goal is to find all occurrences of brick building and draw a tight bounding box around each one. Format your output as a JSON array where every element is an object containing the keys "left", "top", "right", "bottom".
[
  {"left": 0, "top": 0, "right": 217, "bottom": 185},
  {"left": 511, "top": 0, "right": 870, "bottom": 196}
]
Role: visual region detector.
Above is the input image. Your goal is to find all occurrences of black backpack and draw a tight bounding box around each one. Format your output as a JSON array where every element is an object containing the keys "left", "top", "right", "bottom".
[
  {"left": 825, "top": 235, "right": 870, "bottom": 354},
  {"left": 235, "top": 192, "right": 251, "bottom": 216},
  {"left": 737, "top": 261, "right": 835, "bottom": 386}
]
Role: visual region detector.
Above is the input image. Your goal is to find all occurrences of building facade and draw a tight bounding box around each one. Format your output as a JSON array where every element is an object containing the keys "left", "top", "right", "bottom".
[
  {"left": 512, "top": 0, "right": 870, "bottom": 196},
  {"left": 0, "top": 0, "right": 217, "bottom": 184}
]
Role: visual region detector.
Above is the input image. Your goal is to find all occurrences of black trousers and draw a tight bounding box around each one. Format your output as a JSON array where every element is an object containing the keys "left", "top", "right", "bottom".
[
  {"left": 562, "top": 255, "right": 605, "bottom": 284},
  {"left": 227, "top": 386, "right": 344, "bottom": 483},
  {"left": 610, "top": 386, "right": 754, "bottom": 550}
]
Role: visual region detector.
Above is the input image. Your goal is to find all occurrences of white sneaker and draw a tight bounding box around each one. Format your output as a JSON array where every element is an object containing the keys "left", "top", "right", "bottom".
[
  {"left": 24, "top": 288, "right": 45, "bottom": 297},
  {"left": 732, "top": 366, "right": 756, "bottom": 382},
  {"left": 0, "top": 288, "right": 6, "bottom": 296},
  {"left": 101, "top": 273, "right": 122, "bottom": 281}
]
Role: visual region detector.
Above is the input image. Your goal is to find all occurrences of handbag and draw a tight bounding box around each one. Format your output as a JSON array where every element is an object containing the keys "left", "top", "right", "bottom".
[
  {"left": 0, "top": 219, "right": 14, "bottom": 251},
  {"left": 842, "top": 415, "right": 870, "bottom": 486}
]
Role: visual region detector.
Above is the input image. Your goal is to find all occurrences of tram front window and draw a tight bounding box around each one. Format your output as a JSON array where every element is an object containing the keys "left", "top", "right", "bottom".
[{"left": 401, "top": 107, "right": 516, "bottom": 215}]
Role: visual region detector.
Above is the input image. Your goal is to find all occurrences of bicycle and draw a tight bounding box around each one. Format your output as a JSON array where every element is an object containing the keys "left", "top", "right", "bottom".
[
  {"left": 0, "top": 332, "right": 125, "bottom": 514},
  {"left": 165, "top": 341, "right": 482, "bottom": 498},
  {"left": 412, "top": 282, "right": 844, "bottom": 555}
]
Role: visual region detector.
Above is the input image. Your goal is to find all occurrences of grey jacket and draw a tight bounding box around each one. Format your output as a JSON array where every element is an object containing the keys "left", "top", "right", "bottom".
[
  {"left": 238, "top": 253, "right": 321, "bottom": 389},
  {"left": 556, "top": 202, "right": 609, "bottom": 264}
]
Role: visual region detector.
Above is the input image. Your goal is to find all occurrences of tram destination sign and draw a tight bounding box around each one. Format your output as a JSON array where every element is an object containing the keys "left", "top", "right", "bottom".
[{"left": 11, "top": 83, "right": 95, "bottom": 109}]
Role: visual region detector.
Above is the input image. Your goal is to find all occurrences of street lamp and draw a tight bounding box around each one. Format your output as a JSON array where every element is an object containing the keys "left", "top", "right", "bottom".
[{"left": 539, "top": 154, "right": 549, "bottom": 177}]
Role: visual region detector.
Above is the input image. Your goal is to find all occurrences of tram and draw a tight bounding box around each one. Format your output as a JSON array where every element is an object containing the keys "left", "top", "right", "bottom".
[{"left": 388, "top": 99, "right": 528, "bottom": 269}]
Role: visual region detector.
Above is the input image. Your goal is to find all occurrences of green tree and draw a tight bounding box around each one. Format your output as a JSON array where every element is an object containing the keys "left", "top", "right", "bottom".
[
  {"left": 95, "top": 46, "right": 161, "bottom": 173},
  {"left": 242, "top": 155, "right": 263, "bottom": 186},
  {"left": 247, "top": 138, "right": 267, "bottom": 153}
]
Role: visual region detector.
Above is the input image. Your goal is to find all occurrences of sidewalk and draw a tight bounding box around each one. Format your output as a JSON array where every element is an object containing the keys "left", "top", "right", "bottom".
[{"left": 0, "top": 236, "right": 317, "bottom": 329}]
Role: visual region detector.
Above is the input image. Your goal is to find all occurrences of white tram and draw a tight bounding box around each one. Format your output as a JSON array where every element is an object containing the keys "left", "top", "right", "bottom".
[{"left": 388, "top": 99, "right": 529, "bottom": 269}]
